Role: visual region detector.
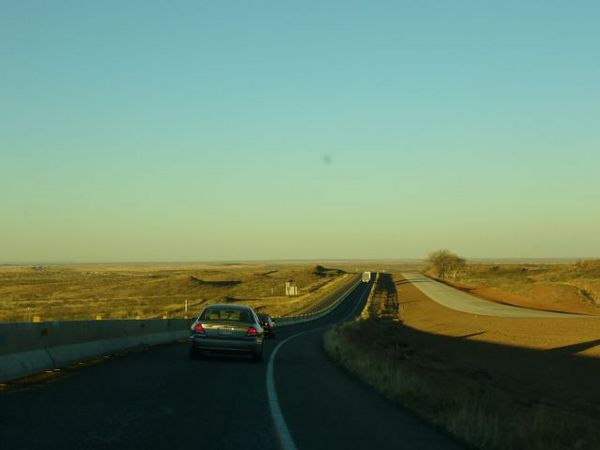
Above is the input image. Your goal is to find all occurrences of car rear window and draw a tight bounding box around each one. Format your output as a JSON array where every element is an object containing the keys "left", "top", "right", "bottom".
[{"left": 200, "top": 308, "right": 253, "bottom": 323}]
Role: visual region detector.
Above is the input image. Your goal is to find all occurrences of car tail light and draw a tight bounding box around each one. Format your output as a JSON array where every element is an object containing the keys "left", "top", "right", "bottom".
[
  {"left": 194, "top": 323, "right": 205, "bottom": 334},
  {"left": 246, "top": 326, "right": 258, "bottom": 336}
]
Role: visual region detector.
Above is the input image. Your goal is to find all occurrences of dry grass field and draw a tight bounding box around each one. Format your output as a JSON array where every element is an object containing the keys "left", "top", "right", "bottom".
[
  {"left": 0, "top": 263, "right": 351, "bottom": 322},
  {"left": 430, "top": 260, "right": 600, "bottom": 315},
  {"left": 325, "top": 271, "right": 600, "bottom": 450}
]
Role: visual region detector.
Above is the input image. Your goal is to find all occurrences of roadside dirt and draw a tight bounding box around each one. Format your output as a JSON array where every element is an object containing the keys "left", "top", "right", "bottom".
[
  {"left": 395, "top": 273, "right": 600, "bottom": 411},
  {"left": 326, "top": 273, "right": 600, "bottom": 449},
  {"left": 438, "top": 277, "right": 600, "bottom": 316},
  {"left": 432, "top": 261, "right": 600, "bottom": 316}
]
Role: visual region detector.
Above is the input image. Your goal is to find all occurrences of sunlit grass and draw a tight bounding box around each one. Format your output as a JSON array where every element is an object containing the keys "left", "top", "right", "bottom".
[{"left": 0, "top": 263, "right": 350, "bottom": 321}]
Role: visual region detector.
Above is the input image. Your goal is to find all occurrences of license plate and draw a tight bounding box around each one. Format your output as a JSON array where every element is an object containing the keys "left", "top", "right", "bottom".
[{"left": 219, "top": 329, "right": 233, "bottom": 336}]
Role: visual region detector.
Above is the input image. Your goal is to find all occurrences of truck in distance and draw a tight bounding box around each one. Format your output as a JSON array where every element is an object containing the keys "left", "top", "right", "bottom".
[{"left": 362, "top": 272, "right": 371, "bottom": 283}]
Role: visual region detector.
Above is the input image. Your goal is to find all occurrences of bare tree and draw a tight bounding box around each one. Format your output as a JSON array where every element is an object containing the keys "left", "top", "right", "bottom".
[{"left": 426, "top": 249, "right": 466, "bottom": 279}]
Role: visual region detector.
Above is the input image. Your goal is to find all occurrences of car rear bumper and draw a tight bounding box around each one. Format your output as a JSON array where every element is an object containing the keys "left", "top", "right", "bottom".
[{"left": 190, "top": 335, "right": 261, "bottom": 353}]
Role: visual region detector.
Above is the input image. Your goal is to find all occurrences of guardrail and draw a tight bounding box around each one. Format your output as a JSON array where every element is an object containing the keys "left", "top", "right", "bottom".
[
  {"left": 274, "top": 274, "right": 362, "bottom": 326},
  {"left": 0, "top": 319, "right": 193, "bottom": 383}
]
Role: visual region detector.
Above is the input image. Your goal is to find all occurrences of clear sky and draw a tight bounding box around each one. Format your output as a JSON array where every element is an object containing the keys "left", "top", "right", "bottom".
[{"left": 1, "top": 1, "right": 599, "bottom": 263}]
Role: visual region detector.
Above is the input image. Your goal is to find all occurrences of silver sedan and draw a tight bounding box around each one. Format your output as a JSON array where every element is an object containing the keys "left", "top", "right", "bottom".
[{"left": 189, "top": 304, "right": 265, "bottom": 361}]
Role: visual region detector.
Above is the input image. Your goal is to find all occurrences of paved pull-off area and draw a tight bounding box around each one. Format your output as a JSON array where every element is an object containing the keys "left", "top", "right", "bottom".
[
  {"left": 401, "top": 272, "right": 592, "bottom": 318},
  {"left": 0, "top": 279, "right": 462, "bottom": 450}
]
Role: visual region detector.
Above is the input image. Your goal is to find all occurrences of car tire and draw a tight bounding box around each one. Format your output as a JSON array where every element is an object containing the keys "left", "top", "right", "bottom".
[{"left": 189, "top": 346, "right": 198, "bottom": 359}]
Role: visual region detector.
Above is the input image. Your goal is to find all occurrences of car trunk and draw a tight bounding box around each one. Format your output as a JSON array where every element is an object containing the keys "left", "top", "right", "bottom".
[{"left": 202, "top": 321, "right": 250, "bottom": 339}]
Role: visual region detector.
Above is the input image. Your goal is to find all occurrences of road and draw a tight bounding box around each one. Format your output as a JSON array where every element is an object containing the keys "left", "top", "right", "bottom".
[
  {"left": 401, "top": 272, "right": 591, "bottom": 318},
  {"left": 0, "top": 279, "right": 462, "bottom": 450}
]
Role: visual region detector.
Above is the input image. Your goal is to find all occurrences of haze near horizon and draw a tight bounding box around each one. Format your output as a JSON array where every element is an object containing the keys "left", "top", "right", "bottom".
[{"left": 1, "top": 1, "right": 599, "bottom": 263}]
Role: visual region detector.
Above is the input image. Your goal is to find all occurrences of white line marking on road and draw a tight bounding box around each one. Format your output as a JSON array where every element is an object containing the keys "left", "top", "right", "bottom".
[
  {"left": 267, "top": 332, "right": 305, "bottom": 450},
  {"left": 266, "top": 282, "right": 371, "bottom": 450}
]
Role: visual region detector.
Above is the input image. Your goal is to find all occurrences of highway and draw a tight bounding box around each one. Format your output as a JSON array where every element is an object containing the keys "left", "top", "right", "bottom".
[
  {"left": 401, "top": 272, "right": 592, "bottom": 318},
  {"left": 0, "top": 279, "right": 462, "bottom": 450}
]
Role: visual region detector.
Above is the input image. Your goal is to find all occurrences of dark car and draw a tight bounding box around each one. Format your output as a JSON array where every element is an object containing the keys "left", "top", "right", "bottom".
[
  {"left": 257, "top": 313, "right": 276, "bottom": 338},
  {"left": 189, "top": 304, "right": 265, "bottom": 361}
]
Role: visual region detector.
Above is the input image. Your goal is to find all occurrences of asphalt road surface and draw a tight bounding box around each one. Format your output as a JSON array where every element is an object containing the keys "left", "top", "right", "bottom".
[
  {"left": 0, "top": 278, "right": 462, "bottom": 450},
  {"left": 401, "top": 272, "right": 592, "bottom": 318}
]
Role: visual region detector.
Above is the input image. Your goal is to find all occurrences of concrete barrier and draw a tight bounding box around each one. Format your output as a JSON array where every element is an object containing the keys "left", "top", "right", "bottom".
[
  {"left": 0, "top": 319, "right": 191, "bottom": 383},
  {"left": 0, "top": 275, "right": 364, "bottom": 383}
]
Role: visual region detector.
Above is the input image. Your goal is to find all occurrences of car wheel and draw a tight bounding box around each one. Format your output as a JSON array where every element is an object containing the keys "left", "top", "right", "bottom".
[{"left": 189, "top": 346, "right": 199, "bottom": 359}]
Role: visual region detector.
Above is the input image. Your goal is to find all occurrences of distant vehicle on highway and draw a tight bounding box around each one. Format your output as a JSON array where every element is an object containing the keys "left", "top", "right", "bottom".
[
  {"left": 189, "top": 304, "right": 265, "bottom": 361},
  {"left": 257, "top": 313, "right": 276, "bottom": 338},
  {"left": 362, "top": 272, "right": 371, "bottom": 283}
]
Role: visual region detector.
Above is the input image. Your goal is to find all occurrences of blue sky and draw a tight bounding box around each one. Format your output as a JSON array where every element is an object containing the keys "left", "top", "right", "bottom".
[{"left": 1, "top": 1, "right": 599, "bottom": 262}]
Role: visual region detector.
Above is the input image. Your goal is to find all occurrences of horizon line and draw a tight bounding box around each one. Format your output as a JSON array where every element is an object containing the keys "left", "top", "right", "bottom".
[{"left": 1, "top": 256, "right": 599, "bottom": 266}]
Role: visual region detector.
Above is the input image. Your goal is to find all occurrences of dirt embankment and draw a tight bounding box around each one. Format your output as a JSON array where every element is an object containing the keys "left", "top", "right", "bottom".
[
  {"left": 432, "top": 261, "right": 600, "bottom": 316},
  {"left": 397, "top": 273, "right": 600, "bottom": 446},
  {"left": 395, "top": 269, "right": 600, "bottom": 376},
  {"left": 325, "top": 272, "right": 600, "bottom": 450}
]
